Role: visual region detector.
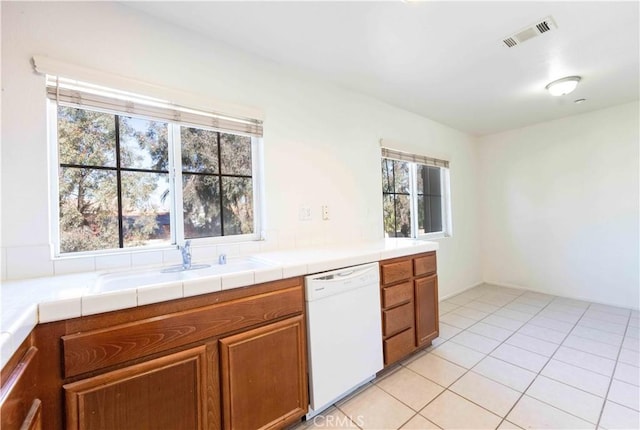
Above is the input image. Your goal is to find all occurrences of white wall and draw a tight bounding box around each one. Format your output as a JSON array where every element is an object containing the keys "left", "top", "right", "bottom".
[
  {"left": 0, "top": 2, "right": 483, "bottom": 298},
  {"left": 478, "top": 102, "right": 640, "bottom": 308}
]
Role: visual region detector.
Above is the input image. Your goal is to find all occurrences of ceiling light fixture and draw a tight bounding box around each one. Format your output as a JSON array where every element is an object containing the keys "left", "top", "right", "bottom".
[{"left": 545, "top": 76, "right": 581, "bottom": 96}]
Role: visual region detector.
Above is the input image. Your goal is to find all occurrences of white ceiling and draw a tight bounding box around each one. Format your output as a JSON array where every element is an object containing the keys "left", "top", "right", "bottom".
[{"left": 125, "top": 1, "right": 639, "bottom": 136}]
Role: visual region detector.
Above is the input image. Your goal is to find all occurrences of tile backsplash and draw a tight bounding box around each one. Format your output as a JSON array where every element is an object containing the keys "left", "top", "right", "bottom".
[
  {"left": 95, "top": 253, "right": 133, "bottom": 271},
  {"left": 130, "top": 250, "right": 164, "bottom": 268},
  {"left": 1, "top": 226, "right": 382, "bottom": 281},
  {"left": 54, "top": 256, "right": 96, "bottom": 276},
  {"left": 6, "top": 245, "right": 54, "bottom": 279}
]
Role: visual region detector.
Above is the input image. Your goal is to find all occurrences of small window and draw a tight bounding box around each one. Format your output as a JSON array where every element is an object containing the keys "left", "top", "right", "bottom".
[
  {"left": 381, "top": 148, "right": 451, "bottom": 239},
  {"left": 49, "top": 77, "right": 262, "bottom": 255},
  {"left": 417, "top": 165, "right": 443, "bottom": 234}
]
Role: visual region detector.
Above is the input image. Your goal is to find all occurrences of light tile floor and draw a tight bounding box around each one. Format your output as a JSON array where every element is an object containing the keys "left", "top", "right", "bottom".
[{"left": 293, "top": 284, "right": 640, "bottom": 429}]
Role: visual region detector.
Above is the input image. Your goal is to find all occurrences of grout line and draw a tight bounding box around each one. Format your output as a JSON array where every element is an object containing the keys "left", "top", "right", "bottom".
[
  {"left": 517, "top": 395, "right": 600, "bottom": 426},
  {"left": 604, "top": 397, "right": 640, "bottom": 413},
  {"left": 482, "top": 300, "right": 570, "bottom": 428},
  {"left": 595, "top": 309, "right": 633, "bottom": 429},
  {"left": 395, "top": 412, "right": 444, "bottom": 430},
  {"left": 486, "top": 345, "right": 548, "bottom": 373},
  {"left": 534, "top": 372, "right": 611, "bottom": 399},
  {"left": 333, "top": 403, "right": 364, "bottom": 429},
  {"left": 471, "top": 292, "right": 591, "bottom": 428},
  {"left": 569, "top": 330, "right": 625, "bottom": 348},
  {"left": 550, "top": 344, "right": 617, "bottom": 377}
]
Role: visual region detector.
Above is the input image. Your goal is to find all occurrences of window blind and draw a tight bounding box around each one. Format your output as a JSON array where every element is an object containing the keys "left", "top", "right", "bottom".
[
  {"left": 381, "top": 147, "right": 449, "bottom": 169},
  {"left": 46, "top": 75, "right": 263, "bottom": 137}
]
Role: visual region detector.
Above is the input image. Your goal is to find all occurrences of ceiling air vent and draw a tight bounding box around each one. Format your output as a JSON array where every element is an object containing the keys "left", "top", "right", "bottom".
[
  {"left": 502, "top": 16, "right": 557, "bottom": 48},
  {"left": 536, "top": 21, "right": 551, "bottom": 33},
  {"left": 503, "top": 37, "right": 518, "bottom": 48}
]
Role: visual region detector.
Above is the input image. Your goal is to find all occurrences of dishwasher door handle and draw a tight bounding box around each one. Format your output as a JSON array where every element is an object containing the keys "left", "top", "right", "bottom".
[{"left": 337, "top": 270, "right": 355, "bottom": 277}]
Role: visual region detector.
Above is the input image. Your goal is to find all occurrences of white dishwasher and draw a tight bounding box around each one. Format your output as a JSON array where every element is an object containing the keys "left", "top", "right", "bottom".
[{"left": 305, "top": 262, "right": 383, "bottom": 419}]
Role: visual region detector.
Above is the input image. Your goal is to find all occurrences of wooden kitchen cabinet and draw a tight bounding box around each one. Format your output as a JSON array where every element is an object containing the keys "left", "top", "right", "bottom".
[
  {"left": 59, "top": 279, "right": 306, "bottom": 430},
  {"left": 219, "top": 315, "right": 307, "bottom": 430},
  {"left": 0, "top": 345, "right": 42, "bottom": 430},
  {"left": 415, "top": 274, "right": 439, "bottom": 347},
  {"left": 4, "top": 276, "right": 307, "bottom": 430},
  {"left": 64, "top": 346, "right": 208, "bottom": 430},
  {"left": 380, "top": 251, "right": 439, "bottom": 366}
]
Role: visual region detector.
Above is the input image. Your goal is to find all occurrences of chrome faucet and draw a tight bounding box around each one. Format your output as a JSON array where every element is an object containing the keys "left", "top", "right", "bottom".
[
  {"left": 218, "top": 253, "right": 227, "bottom": 265},
  {"left": 180, "top": 240, "right": 192, "bottom": 270}
]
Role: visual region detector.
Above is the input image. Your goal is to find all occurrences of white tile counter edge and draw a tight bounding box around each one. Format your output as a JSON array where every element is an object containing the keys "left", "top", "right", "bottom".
[{"left": 0, "top": 238, "right": 438, "bottom": 368}]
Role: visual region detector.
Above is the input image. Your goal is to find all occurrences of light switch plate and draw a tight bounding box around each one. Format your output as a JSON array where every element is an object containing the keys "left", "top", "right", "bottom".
[{"left": 299, "top": 206, "right": 312, "bottom": 221}]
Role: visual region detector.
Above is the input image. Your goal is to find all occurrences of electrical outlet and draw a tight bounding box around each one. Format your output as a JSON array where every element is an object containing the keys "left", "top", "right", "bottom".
[
  {"left": 299, "top": 206, "right": 312, "bottom": 221},
  {"left": 322, "top": 205, "right": 329, "bottom": 221}
]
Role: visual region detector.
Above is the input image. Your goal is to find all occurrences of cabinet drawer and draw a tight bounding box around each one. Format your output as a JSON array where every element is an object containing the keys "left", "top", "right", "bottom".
[
  {"left": 381, "top": 281, "right": 413, "bottom": 308},
  {"left": 381, "top": 260, "right": 412, "bottom": 285},
  {"left": 62, "top": 286, "right": 303, "bottom": 378},
  {"left": 383, "top": 328, "right": 415, "bottom": 366},
  {"left": 382, "top": 302, "right": 414, "bottom": 337},
  {"left": 414, "top": 253, "right": 437, "bottom": 276}
]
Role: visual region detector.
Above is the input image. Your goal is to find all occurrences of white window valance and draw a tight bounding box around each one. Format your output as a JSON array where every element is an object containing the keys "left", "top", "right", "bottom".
[
  {"left": 33, "top": 56, "right": 263, "bottom": 137},
  {"left": 380, "top": 144, "right": 449, "bottom": 169}
]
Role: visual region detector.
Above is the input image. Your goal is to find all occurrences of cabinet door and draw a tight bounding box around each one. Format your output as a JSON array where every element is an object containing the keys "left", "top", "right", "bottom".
[
  {"left": 0, "top": 347, "right": 39, "bottom": 430},
  {"left": 219, "top": 315, "right": 307, "bottom": 430},
  {"left": 64, "top": 346, "right": 207, "bottom": 430},
  {"left": 415, "top": 274, "right": 439, "bottom": 347}
]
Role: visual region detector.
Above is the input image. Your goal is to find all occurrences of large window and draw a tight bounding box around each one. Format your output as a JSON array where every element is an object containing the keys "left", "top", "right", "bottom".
[
  {"left": 49, "top": 77, "right": 262, "bottom": 255},
  {"left": 381, "top": 149, "right": 451, "bottom": 239}
]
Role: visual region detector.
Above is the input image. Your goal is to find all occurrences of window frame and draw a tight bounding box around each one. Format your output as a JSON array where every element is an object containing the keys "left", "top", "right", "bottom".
[
  {"left": 381, "top": 156, "right": 452, "bottom": 240},
  {"left": 416, "top": 164, "right": 452, "bottom": 240},
  {"left": 172, "top": 125, "right": 262, "bottom": 246},
  {"left": 48, "top": 101, "right": 263, "bottom": 257}
]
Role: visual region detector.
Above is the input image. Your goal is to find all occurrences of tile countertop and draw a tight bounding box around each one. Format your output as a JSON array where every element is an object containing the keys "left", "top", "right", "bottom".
[{"left": 0, "top": 238, "right": 438, "bottom": 368}]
